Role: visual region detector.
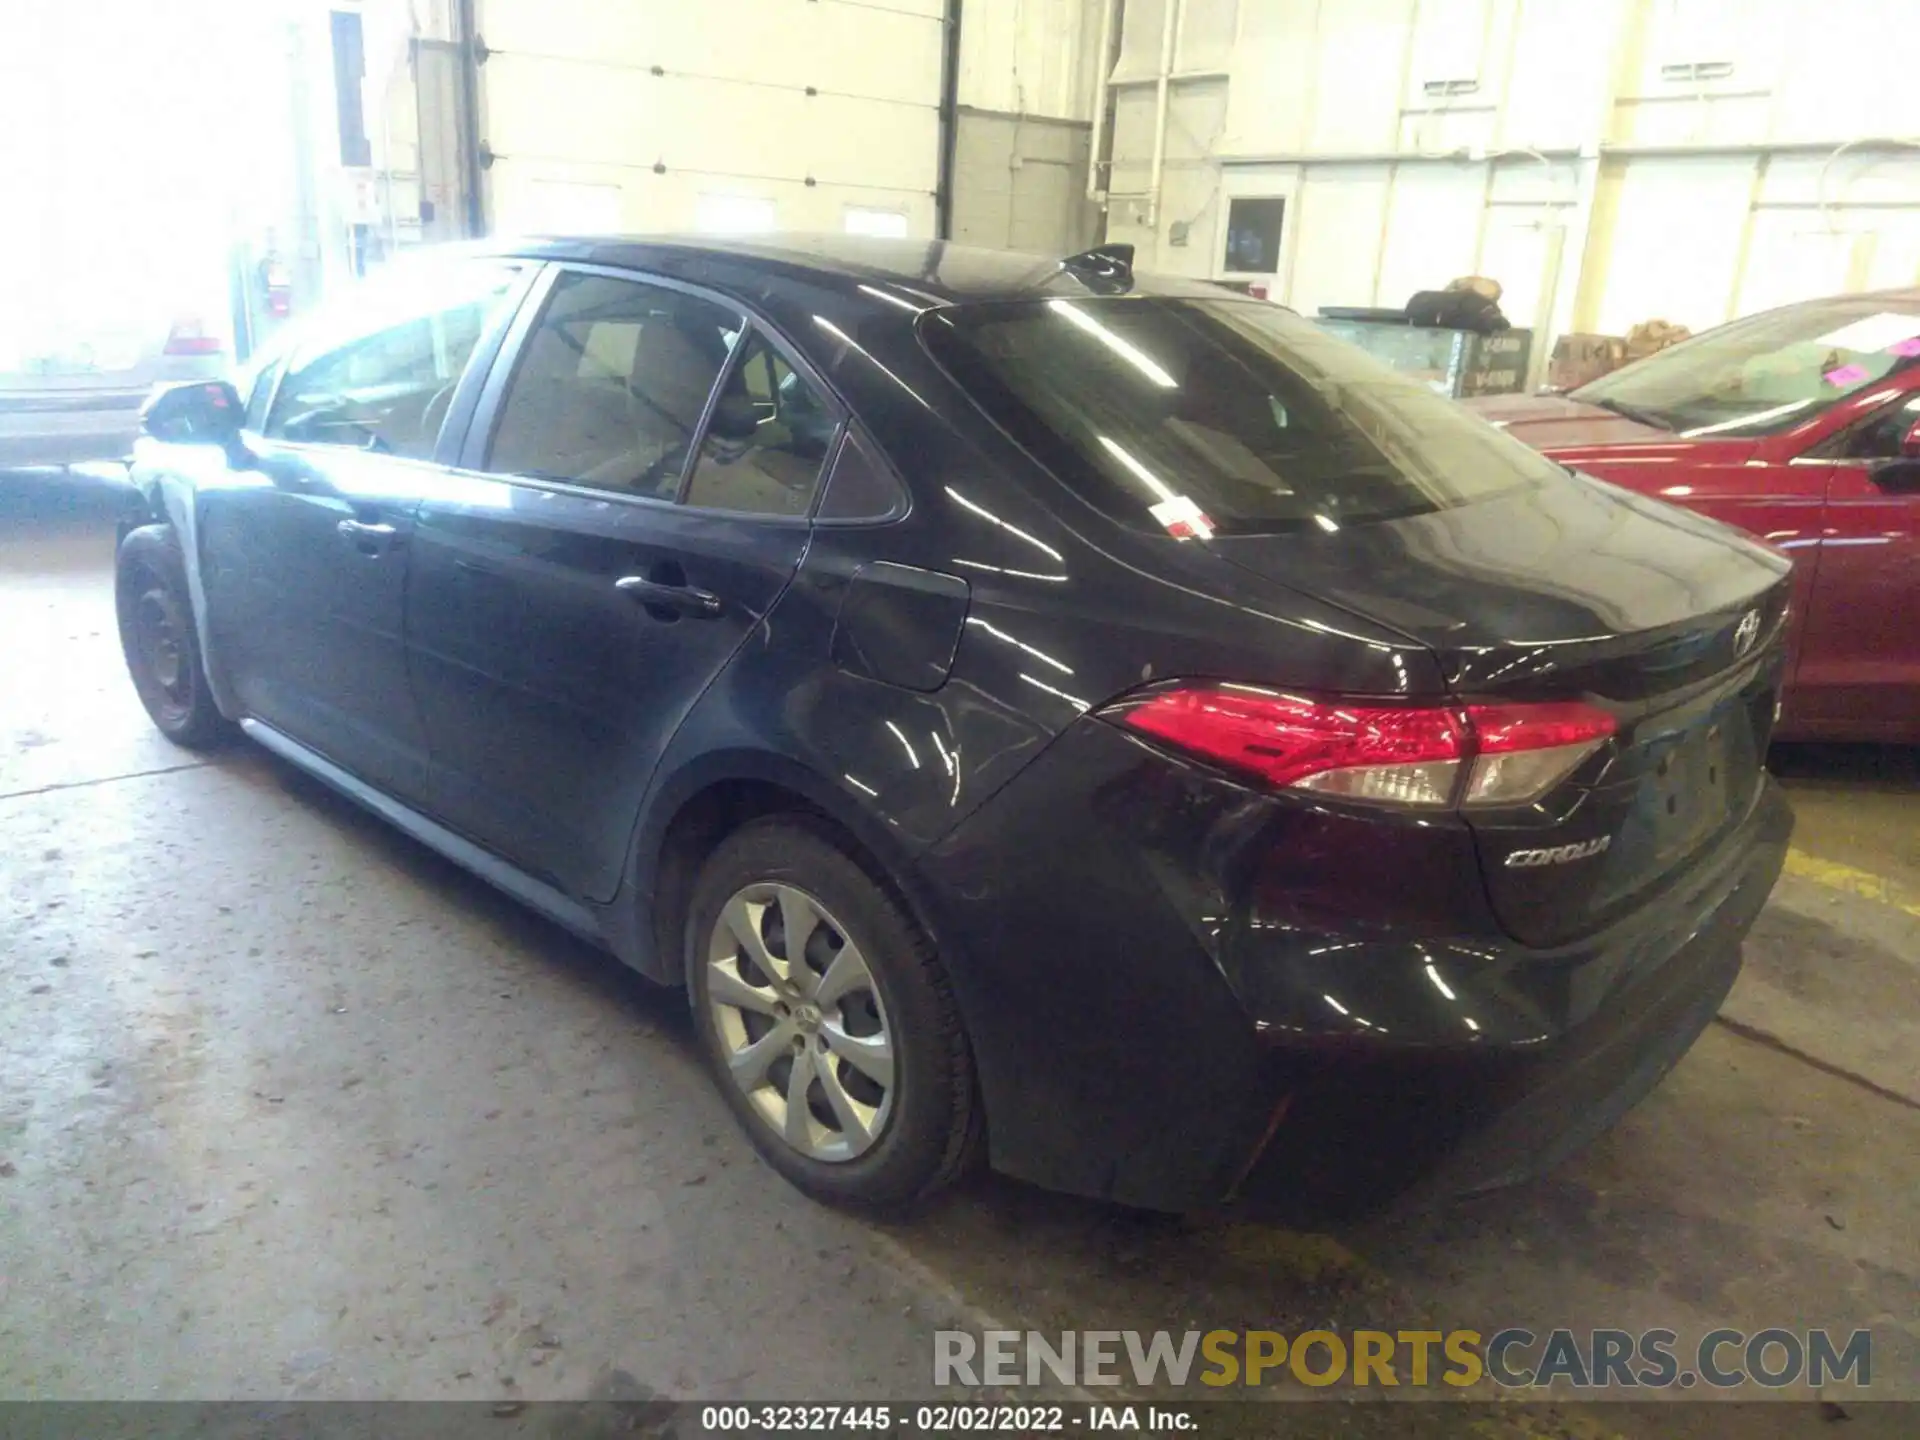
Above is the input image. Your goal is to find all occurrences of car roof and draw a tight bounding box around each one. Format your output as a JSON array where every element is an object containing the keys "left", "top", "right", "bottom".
[{"left": 443, "top": 233, "right": 1237, "bottom": 309}]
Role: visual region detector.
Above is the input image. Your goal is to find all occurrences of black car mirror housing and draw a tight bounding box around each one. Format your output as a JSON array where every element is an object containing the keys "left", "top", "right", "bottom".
[
  {"left": 1870, "top": 456, "right": 1920, "bottom": 493},
  {"left": 143, "top": 380, "right": 245, "bottom": 449}
]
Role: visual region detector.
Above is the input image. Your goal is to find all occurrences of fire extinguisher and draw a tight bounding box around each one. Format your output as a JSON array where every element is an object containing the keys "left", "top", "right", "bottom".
[{"left": 258, "top": 250, "right": 292, "bottom": 318}]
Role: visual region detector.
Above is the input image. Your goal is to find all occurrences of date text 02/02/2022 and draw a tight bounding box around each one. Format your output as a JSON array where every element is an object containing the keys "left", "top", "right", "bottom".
[{"left": 696, "top": 1405, "right": 1197, "bottom": 1432}]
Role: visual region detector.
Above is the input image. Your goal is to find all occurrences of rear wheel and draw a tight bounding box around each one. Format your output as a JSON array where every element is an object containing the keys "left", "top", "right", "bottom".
[
  {"left": 116, "top": 524, "right": 230, "bottom": 750},
  {"left": 686, "top": 818, "right": 980, "bottom": 1209}
]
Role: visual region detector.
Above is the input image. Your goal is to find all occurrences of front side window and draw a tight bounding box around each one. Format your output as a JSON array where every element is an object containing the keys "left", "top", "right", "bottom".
[
  {"left": 264, "top": 261, "right": 519, "bottom": 457},
  {"left": 682, "top": 330, "right": 838, "bottom": 516},
  {"left": 922, "top": 297, "right": 1562, "bottom": 536},
  {"left": 1817, "top": 391, "right": 1920, "bottom": 461},
  {"left": 487, "top": 272, "right": 738, "bottom": 498},
  {"left": 1573, "top": 299, "right": 1920, "bottom": 439}
]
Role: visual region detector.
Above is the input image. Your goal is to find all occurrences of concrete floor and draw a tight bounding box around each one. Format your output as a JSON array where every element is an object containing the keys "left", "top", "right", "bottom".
[{"left": 3, "top": 473, "right": 1916, "bottom": 1436}]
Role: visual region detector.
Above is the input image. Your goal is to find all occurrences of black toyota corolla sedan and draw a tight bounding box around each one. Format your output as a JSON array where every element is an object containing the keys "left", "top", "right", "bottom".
[{"left": 117, "top": 235, "right": 1792, "bottom": 1218}]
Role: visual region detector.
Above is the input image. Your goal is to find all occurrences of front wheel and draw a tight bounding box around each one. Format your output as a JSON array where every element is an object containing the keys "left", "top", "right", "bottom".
[
  {"left": 116, "top": 524, "right": 231, "bottom": 750},
  {"left": 687, "top": 818, "right": 981, "bottom": 1209}
]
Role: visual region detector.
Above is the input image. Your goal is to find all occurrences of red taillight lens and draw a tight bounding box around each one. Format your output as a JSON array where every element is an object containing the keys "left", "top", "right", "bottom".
[
  {"left": 164, "top": 319, "right": 222, "bottom": 357},
  {"left": 1111, "top": 686, "right": 1615, "bottom": 809},
  {"left": 1118, "top": 687, "right": 1469, "bottom": 806}
]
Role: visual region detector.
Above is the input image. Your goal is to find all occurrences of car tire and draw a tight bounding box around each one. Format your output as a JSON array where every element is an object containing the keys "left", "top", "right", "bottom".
[
  {"left": 116, "top": 524, "right": 231, "bottom": 751},
  {"left": 686, "top": 817, "right": 981, "bottom": 1209}
]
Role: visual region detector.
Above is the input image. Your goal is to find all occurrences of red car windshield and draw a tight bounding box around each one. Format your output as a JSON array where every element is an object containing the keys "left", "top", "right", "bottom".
[{"left": 1573, "top": 296, "right": 1920, "bottom": 438}]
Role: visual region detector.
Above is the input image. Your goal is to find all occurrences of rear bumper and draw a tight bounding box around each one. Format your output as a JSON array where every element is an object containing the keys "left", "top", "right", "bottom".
[
  {"left": 1, "top": 366, "right": 221, "bottom": 469},
  {"left": 1237, "top": 783, "right": 1785, "bottom": 1219},
  {"left": 916, "top": 716, "right": 1791, "bottom": 1215},
  {"left": 0, "top": 390, "right": 148, "bottom": 468}
]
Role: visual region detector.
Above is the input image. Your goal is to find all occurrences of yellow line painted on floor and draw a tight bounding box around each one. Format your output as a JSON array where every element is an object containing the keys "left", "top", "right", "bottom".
[{"left": 1783, "top": 848, "right": 1920, "bottom": 921}]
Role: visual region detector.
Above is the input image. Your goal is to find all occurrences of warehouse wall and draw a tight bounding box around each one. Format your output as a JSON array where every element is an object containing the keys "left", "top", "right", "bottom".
[
  {"left": 951, "top": 109, "right": 1100, "bottom": 253},
  {"left": 954, "top": 0, "right": 1105, "bottom": 254},
  {"left": 1099, "top": 0, "right": 1920, "bottom": 360},
  {"left": 0, "top": 0, "right": 319, "bottom": 348},
  {"left": 959, "top": 0, "right": 1104, "bottom": 120},
  {"left": 474, "top": 0, "right": 945, "bottom": 236},
  {"left": 315, "top": 0, "right": 1103, "bottom": 253},
  {"left": 465, "top": 0, "right": 1103, "bottom": 246}
]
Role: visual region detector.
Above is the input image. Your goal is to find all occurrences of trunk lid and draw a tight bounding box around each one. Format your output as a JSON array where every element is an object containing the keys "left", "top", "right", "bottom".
[
  {"left": 0, "top": 263, "right": 226, "bottom": 395},
  {"left": 0, "top": 291, "right": 152, "bottom": 387},
  {"left": 1211, "top": 477, "right": 1792, "bottom": 946}
]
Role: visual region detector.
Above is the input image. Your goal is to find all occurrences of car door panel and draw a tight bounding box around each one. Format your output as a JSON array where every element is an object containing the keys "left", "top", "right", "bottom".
[
  {"left": 1794, "top": 461, "right": 1920, "bottom": 738},
  {"left": 201, "top": 445, "right": 431, "bottom": 796},
  {"left": 404, "top": 266, "right": 840, "bottom": 901},
  {"left": 196, "top": 258, "right": 530, "bottom": 801},
  {"left": 1784, "top": 389, "right": 1920, "bottom": 740},
  {"left": 406, "top": 482, "right": 808, "bottom": 898}
]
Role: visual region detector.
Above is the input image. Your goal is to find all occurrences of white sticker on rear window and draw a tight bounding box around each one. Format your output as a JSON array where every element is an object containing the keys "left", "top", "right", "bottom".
[
  {"left": 1812, "top": 312, "right": 1920, "bottom": 354},
  {"left": 1149, "top": 494, "right": 1215, "bottom": 539}
]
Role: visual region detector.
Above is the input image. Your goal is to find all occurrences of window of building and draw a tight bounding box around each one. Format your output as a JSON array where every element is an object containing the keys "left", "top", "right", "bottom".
[{"left": 1222, "top": 197, "right": 1286, "bottom": 275}]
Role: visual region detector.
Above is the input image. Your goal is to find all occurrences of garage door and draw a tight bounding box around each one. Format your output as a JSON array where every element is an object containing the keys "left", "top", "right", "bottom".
[{"left": 477, "top": 0, "right": 944, "bottom": 239}]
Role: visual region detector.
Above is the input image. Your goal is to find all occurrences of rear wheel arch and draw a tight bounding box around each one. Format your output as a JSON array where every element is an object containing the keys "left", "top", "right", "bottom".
[{"left": 622, "top": 754, "right": 951, "bottom": 991}]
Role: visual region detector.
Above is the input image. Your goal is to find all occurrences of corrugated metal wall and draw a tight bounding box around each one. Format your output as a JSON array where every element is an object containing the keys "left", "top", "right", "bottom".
[{"left": 475, "top": 0, "right": 945, "bottom": 237}]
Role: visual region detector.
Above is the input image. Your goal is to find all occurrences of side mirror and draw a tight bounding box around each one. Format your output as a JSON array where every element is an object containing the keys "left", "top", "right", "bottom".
[
  {"left": 1870, "top": 456, "right": 1920, "bottom": 492},
  {"left": 143, "top": 380, "right": 244, "bottom": 446}
]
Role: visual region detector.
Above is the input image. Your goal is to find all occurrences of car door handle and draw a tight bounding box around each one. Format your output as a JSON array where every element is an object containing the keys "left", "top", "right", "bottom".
[
  {"left": 337, "top": 518, "right": 403, "bottom": 554},
  {"left": 615, "top": 575, "right": 723, "bottom": 618}
]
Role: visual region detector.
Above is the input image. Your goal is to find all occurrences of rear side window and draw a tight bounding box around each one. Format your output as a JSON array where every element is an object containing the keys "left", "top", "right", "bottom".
[
  {"left": 265, "top": 261, "right": 518, "bottom": 458},
  {"left": 921, "top": 297, "right": 1563, "bottom": 536},
  {"left": 682, "top": 330, "right": 839, "bottom": 516},
  {"left": 816, "top": 427, "right": 908, "bottom": 521},
  {"left": 487, "top": 271, "right": 738, "bottom": 498}
]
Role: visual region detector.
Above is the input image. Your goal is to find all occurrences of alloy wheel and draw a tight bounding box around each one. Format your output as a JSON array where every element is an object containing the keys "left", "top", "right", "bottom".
[{"left": 705, "top": 882, "right": 895, "bottom": 1162}]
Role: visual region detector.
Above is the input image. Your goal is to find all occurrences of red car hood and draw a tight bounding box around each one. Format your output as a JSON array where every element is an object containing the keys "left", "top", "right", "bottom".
[
  {"left": 1462, "top": 392, "right": 1672, "bottom": 449},
  {"left": 1462, "top": 392, "right": 1759, "bottom": 481}
]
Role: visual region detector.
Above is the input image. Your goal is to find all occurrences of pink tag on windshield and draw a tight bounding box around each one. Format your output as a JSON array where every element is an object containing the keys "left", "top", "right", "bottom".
[
  {"left": 1824, "top": 363, "right": 1869, "bottom": 386},
  {"left": 1891, "top": 337, "right": 1920, "bottom": 357}
]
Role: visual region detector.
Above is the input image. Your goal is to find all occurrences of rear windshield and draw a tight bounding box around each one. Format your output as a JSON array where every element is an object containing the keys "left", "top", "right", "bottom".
[{"left": 920, "top": 297, "right": 1564, "bottom": 536}]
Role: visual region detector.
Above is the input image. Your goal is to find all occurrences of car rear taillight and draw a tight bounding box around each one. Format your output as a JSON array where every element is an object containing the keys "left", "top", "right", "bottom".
[
  {"left": 1455, "top": 702, "right": 1620, "bottom": 806},
  {"left": 1110, "top": 686, "right": 1616, "bottom": 809},
  {"left": 164, "top": 319, "right": 222, "bottom": 357}
]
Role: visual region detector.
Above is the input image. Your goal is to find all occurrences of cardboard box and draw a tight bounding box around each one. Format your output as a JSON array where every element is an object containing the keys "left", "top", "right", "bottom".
[{"left": 1546, "top": 333, "right": 1627, "bottom": 392}]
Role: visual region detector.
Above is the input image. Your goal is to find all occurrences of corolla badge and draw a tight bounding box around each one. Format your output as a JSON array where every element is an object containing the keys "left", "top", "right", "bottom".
[
  {"left": 1505, "top": 836, "right": 1612, "bottom": 868},
  {"left": 1733, "top": 609, "right": 1761, "bottom": 657}
]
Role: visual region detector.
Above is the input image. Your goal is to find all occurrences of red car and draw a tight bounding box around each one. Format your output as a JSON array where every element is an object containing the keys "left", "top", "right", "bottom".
[{"left": 1469, "top": 290, "right": 1920, "bottom": 744}]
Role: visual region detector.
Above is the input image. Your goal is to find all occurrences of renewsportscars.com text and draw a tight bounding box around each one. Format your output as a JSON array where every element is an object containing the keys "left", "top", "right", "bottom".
[{"left": 933, "top": 1328, "right": 1872, "bottom": 1391}]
